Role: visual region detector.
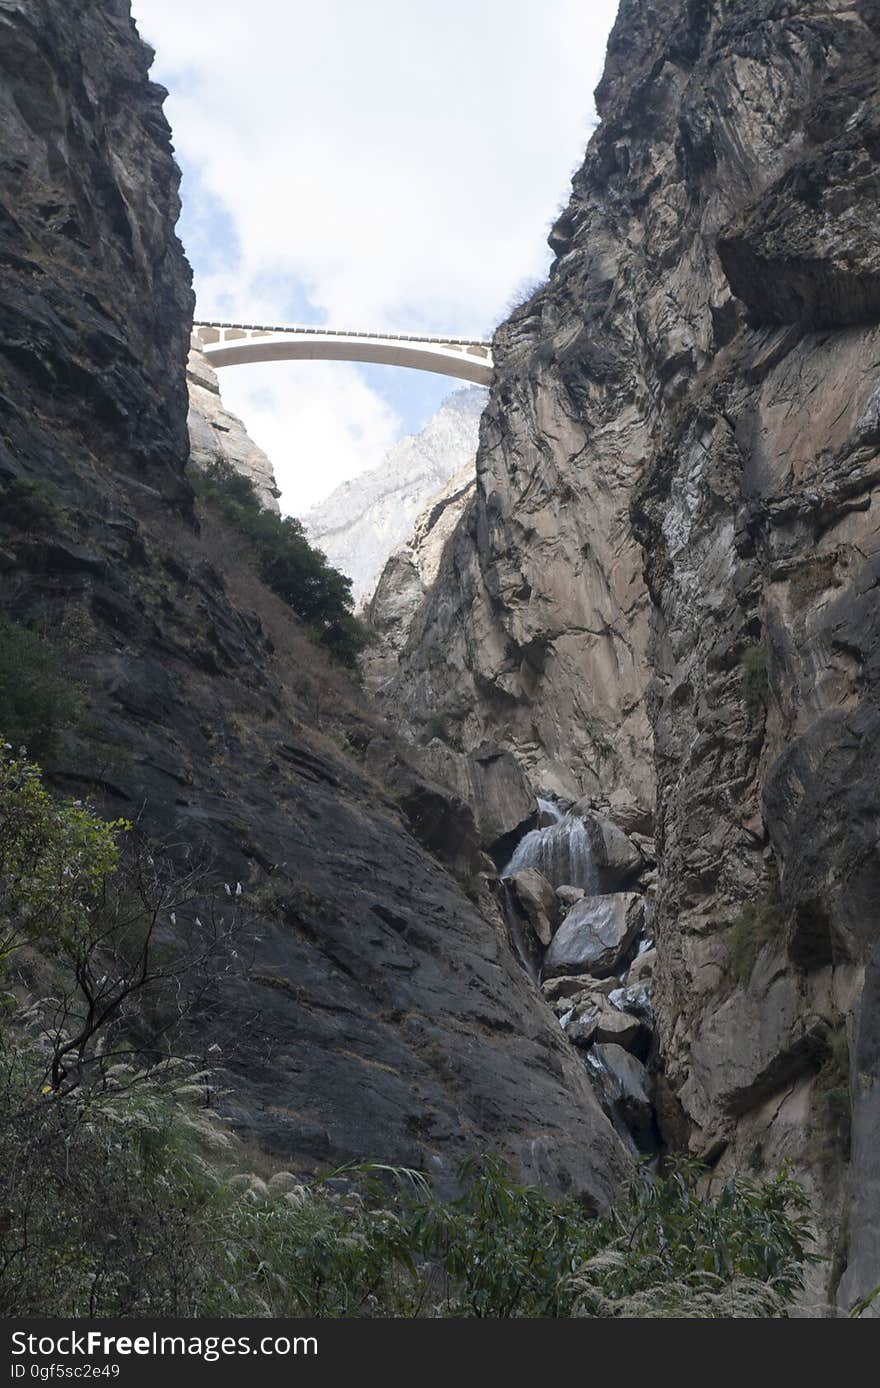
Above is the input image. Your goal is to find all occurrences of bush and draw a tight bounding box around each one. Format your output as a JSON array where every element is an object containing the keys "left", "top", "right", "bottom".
[
  {"left": 0, "top": 477, "right": 58, "bottom": 530},
  {"left": 568, "top": 1158, "right": 814, "bottom": 1318},
  {"left": 741, "top": 643, "right": 769, "bottom": 714},
  {"left": 0, "top": 619, "right": 80, "bottom": 760},
  {"left": 726, "top": 867, "right": 784, "bottom": 989},
  {"left": 0, "top": 746, "right": 125, "bottom": 976},
  {"left": 814, "top": 1025, "right": 851, "bottom": 1169},
  {"left": 0, "top": 746, "right": 244, "bottom": 1092},
  {"left": 408, "top": 1154, "right": 813, "bottom": 1318},
  {"left": 0, "top": 1101, "right": 816, "bottom": 1318},
  {"left": 789, "top": 557, "right": 837, "bottom": 610},
  {"left": 190, "top": 461, "right": 371, "bottom": 669}
]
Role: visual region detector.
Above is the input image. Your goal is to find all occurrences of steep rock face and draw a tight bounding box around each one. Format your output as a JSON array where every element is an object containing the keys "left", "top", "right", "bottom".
[
  {"left": 0, "top": 0, "right": 193, "bottom": 510},
  {"left": 0, "top": 0, "right": 628, "bottom": 1205},
  {"left": 304, "top": 386, "right": 485, "bottom": 607},
  {"left": 363, "top": 461, "right": 475, "bottom": 691},
  {"left": 186, "top": 343, "right": 280, "bottom": 511},
  {"left": 389, "top": 0, "right": 880, "bottom": 1309}
]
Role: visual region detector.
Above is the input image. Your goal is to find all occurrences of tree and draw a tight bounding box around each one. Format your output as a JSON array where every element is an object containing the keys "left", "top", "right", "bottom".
[{"left": 0, "top": 744, "right": 247, "bottom": 1094}]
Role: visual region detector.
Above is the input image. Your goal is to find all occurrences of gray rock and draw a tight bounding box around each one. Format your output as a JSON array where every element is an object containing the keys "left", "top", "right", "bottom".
[
  {"left": 592, "top": 1045, "right": 655, "bottom": 1148},
  {"left": 187, "top": 346, "right": 280, "bottom": 512},
  {"left": 624, "top": 947, "right": 656, "bottom": 987},
  {"left": 556, "top": 885, "right": 586, "bottom": 908},
  {"left": 593, "top": 1008, "right": 650, "bottom": 1056},
  {"left": 609, "top": 983, "right": 653, "bottom": 1025},
  {"left": 543, "top": 894, "right": 644, "bottom": 980},
  {"left": 565, "top": 1004, "right": 601, "bottom": 1048},
  {"left": 307, "top": 388, "right": 485, "bottom": 609},
  {"left": 412, "top": 740, "right": 536, "bottom": 852},
  {"left": 577, "top": 807, "right": 646, "bottom": 891},
  {"left": 542, "top": 974, "right": 616, "bottom": 1005},
  {"left": 509, "top": 868, "right": 559, "bottom": 946}
]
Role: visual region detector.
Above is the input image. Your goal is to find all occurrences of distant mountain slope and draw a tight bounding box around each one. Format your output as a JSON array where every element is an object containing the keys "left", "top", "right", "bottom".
[{"left": 304, "top": 386, "right": 486, "bottom": 606}]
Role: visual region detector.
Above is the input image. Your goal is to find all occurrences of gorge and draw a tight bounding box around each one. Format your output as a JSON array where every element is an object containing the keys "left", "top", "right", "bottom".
[{"left": 1, "top": 0, "right": 879, "bottom": 1318}]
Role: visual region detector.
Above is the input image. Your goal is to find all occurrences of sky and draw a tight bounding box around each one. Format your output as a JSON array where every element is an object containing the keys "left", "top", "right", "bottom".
[{"left": 131, "top": 0, "right": 619, "bottom": 514}]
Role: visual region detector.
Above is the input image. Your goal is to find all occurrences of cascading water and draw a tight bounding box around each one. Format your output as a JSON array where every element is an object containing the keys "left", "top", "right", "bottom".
[{"left": 502, "top": 799, "right": 598, "bottom": 891}]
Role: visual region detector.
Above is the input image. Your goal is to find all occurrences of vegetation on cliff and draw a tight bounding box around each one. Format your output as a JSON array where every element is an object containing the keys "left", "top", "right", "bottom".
[
  {"left": 190, "top": 461, "right": 371, "bottom": 668},
  {"left": 0, "top": 620, "right": 80, "bottom": 763}
]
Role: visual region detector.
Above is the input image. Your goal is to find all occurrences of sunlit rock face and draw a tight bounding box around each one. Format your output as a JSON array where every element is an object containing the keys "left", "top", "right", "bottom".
[
  {"left": 304, "top": 386, "right": 486, "bottom": 608},
  {"left": 362, "top": 461, "right": 476, "bottom": 692},
  {"left": 186, "top": 345, "right": 281, "bottom": 512},
  {"left": 385, "top": 0, "right": 880, "bottom": 1312}
]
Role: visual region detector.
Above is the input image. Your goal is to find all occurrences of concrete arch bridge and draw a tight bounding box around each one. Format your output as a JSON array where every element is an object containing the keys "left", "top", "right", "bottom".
[{"left": 193, "top": 321, "right": 493, "bottom": 385}]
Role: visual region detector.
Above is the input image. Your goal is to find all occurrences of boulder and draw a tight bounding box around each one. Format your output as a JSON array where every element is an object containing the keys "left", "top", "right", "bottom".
[
  {"left": 543, "top": 893, "right": 645, "bottom": 980},
  {"left": 556, "top": 885, "right": 585, "bottom": 908},
  {"left": 565, "top": 1003, "right": 602, "bottom": 1048},
  {"left": 609, "top": 982, "right": 654, "bottom": 1024},
  {"left": 563, "top": 999, "right": 648, "bottom": 1057},
  {"left": 606, "top": 788, "right": 654, "bottom": 839},
  {"left": 593, "top": 1007, "right": 650, "bottom": 1056},
  {"left": 550, "top": 983, "right": 617, "bottom": 1022},
  {"left": 417, "top": 741, "right": 536, "bottom": 853},
  {"left": 576, "top": 808, "right": 645, "bottom": 892},
  {"left": 509, "top": 868, "right": 559, "bottom": 946},
  {"left": 468, "top": 745, "right": 537, "bottom": 851},
  {"left": 542, "top": 974, "right": 616, "bottom": 1005},
  {"left": 592, "top": 1045, "right": 656, "bottom": 1149},
  {"left": 364, "top": 735, "right": 483, "bottom": 882},
  {"left": 625, "top": 946, "right": 656, "bottom": 986}
]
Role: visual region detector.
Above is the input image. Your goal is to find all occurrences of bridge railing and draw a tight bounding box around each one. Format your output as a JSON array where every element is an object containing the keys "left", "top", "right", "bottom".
[{"left": 194, "top": 320, "right": 491, "bottom": 349}]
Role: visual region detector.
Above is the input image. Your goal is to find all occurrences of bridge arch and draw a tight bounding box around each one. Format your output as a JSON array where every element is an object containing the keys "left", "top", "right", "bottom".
[{"left": 193, "top": 322, "right": 493, "bottom": 385}]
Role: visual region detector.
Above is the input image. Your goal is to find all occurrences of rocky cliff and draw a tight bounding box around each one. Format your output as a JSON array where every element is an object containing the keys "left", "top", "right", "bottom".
[
  {"left": 186, "top": 342, "right": 280, "bottom": 511},
  {"left": 0, "top": 0, "right": 627, "bottom": 1205},
  {"left": 382, "top": 0, "right": 880, "bottom": 1311},
  {"left": 363, "top": 461, "right": 475, "bottom": 692},
  {"left": 305, "top": 386, "right": 486, "bottom": 607}
]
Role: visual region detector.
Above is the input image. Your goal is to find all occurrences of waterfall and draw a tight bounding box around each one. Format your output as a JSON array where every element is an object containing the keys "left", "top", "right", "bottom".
[{"left": 502, "top": 804, "right": 598, "bottom": 890}]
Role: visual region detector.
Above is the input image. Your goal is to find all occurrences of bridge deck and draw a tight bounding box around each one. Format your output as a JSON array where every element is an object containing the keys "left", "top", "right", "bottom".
[{"left": 193, "top": 321, "right": 494, "bottom": 386}]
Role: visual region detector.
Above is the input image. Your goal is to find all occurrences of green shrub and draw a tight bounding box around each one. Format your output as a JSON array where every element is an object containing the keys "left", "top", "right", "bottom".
[
  {"left": 741, "top": 642, "right": 769, "bottom": 714},
  {"left": 0, "top": 477, "right": 58, "bottom": 529},
  {"left": 0, "top": 618, "right": 80, "bottom": 760},
  {"left": 0, "top": 746, "right": 243, "bottom": 1091},
  {"left": 190, "top": 461, "right": 371, "bottom": 668},
  {"left": 569, "top": 1158, "right": 814, "bottom": 1318},
  {"left": 0, "top": 1097, "right": 815, "bottom": 1318},
  {"left": 0, "top": 745, "right": 126, "bottom": 977},
  {"left": 789, "top": 557, "right": 837, "bottom": 610},
  {"left": 814, "top": 1026, "right": 851, "bottom": 1168},
  {"left": 410, "top": 1154, "right": 813, "bottom": 1318},
  {"left": 726, "top": 868, "right": 784, "bottom": 988}
]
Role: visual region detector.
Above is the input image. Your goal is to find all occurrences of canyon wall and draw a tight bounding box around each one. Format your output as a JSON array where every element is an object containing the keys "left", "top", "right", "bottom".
[
  {"left": 0, "top": 0, "right": 627, "bottom": 1205},
  {"left": 4, "top": 0, "right": 879, "bottom": 1315},
  {"left": 187, "top": 343, "right": 281, "bottom": 511},
  {"left": 305, "top": 386, "right": 485, "bottom": 608},
  {"left": 385, "top": 0, "right": 880, "bottom": 1310}
]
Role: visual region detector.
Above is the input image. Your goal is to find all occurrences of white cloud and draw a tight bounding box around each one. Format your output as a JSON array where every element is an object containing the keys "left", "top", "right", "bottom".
[
  {"left": 131, "top": 0, "right": 618, "bottom": 510},
  {"left": 219, "top": 361, "right": 402, "bottom": 513}
]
